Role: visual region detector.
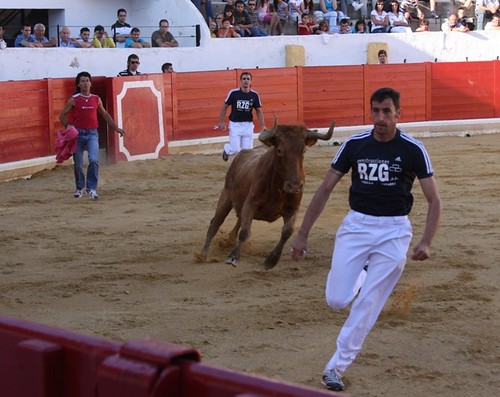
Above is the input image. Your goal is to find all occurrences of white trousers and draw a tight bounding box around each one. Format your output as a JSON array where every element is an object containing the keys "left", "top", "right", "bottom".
[
  {"left": 325, "top": 210, "right": 413, "bottom": 373},
  {"left": 223, "top": 121, "right": 254, "bottom": 156}
]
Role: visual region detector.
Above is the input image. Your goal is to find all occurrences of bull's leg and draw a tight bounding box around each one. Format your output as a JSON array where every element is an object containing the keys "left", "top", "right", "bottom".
[
  {"left": 228, "top": 218, "right": 241, "bottom": 243},
  {"left": 225, "top": 206, "right": 253, "bottom": 267},
  {"left": 200, "top": 189, "right": 233, "bottom": 260},
  {"left": 264, "top": 214, "right": 296, "bottom": 269}
]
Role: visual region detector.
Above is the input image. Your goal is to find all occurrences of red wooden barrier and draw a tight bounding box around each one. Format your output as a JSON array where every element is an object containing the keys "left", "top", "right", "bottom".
[
  {"left": 0, "top": 315, "right": 342, "bottom": 397},
  {"left": 1, "top": 61, "right": 499, "bottom": 166}
]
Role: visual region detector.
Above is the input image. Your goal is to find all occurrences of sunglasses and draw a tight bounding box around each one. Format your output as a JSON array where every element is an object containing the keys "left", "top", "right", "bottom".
[
  {"left": 241, "top": 77, "right": 251, "bottom": 80},
  {"left": 130, "top": 61, "right": 140, "bottom": 64}
]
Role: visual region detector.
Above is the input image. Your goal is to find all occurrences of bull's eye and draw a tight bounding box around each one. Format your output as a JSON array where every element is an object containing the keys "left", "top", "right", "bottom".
[{"left": 276, "top": 148, "right": 283, "bottom": 156}]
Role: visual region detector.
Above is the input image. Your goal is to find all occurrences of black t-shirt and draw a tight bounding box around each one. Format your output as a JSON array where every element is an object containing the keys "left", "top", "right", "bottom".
[
  {"left": 224, "top": 88, "right": 262, "bottom": 123},
  {"left": 332, "top": 129, "right": 434, "bottom": 216}
]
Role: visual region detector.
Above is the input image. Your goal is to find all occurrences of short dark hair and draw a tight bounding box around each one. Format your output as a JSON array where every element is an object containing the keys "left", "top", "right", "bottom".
[
  {"left": 94, "top": 25, "right": 104, "bottom": 32},
  {"left": 378, "top": 49, "right": 387, "bottom": 56},
  {"left": 131, "top": 27, "right": 140, "bottom": 34},
  {"left": 127, "top": 54, "right": 139, "bottom": 64},
  {"left": 161, "top": 62, "right": 173, "bottom": 72},
  {"left": 240, "top": 72, "right": 252, "bottom": 80},
  {"left": 340, "top": 18, "right": 349, "bottom": 24},
  {"left": 370, "top": 88, "right": 400, "bottom": 110},
  {"left": 159, "top": 19, "right": 169, "bottom": 27},
  {"left": 117, "top": 8, "right": 127, "bottom": 16},
  {"left": 80, "top": 27, "right": 90, "bottom": 34}
]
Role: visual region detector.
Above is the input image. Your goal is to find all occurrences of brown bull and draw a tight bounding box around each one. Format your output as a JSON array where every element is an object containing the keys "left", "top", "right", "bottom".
[{"left": 199, "top": 119, "right": 335, "bottom": 269}]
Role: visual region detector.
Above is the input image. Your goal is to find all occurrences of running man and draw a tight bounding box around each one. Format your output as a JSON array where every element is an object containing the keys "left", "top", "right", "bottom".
[
  {"left": 291, "top": 87, "right": 442, "bottom": 391},
  {"left": 217, "top": 72, "right": 266, "bottom": 161}
]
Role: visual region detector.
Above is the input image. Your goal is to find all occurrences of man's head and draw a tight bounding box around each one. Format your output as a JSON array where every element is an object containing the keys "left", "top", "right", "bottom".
[
  {"left": 235, "top": 0, "right": 245, "bottom": 12},
  {"left": 117, "top": 8, "right": 127, "bottom": 23},
  {"left": 60, "top": 27, "right": 71, "bottom": 42},
  {"left": 378, "top": 49, "right": 388, "bottom": 64},
  {"left": 34, "top": 23, "right": 46, "bottom": 39},
  {"left": 162, "top": 62, "right": 174, "bottom": 73},
  {"left": 131, "top": 27, "right": 141, "bottom": 41},
  {"left": 21, "top": 24, "right": 32, "bottom": 38},
  {"left": 159, "top": 19, "right": 170, "bottom": 34},
  {"left": 448, "top": 13, "right": 458, "bottom": 27},
  {"left": 302, "top": 14, "right": 310, "bottom": 23},
  {"left": 127, "top": 54, "right": 140, "bottom": 71},
  {"left": 492, "top": 14, "right": 500, "bottom": 26},
  {"left": 457, "top": 7, "right": 466, "bottom": 19},
  {"left": 339, "top": 18, "right": 349, "bottom": 33},
  {"left": 247, "top": 1, "right": 257, "bottom": 11},
  {"left": 80, "top": 27, "right": 90, "bottom": 40},
  {"left": 370, "top": 88, "right": 401, "bottom": 137},
  {"left": 75, "top": 71, "right": 92, "bottom": 93},
  {"left": 240, "top": 72, "right": 252, "bottom": 89}
]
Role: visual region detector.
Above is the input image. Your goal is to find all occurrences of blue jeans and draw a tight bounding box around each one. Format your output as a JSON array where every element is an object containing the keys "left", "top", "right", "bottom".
[{"left": 74, "top": 128, "right": 99, "bottom": 190}]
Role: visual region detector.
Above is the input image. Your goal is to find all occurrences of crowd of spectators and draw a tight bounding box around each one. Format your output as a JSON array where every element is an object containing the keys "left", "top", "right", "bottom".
[{"left": 1, "top": 1, "right": 498, "bottom": 51}]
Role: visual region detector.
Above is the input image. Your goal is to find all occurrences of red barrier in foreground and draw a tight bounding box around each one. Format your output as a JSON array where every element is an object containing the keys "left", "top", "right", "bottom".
[{"left": 0, "top": 316, "right": 343, "bottom": 397}]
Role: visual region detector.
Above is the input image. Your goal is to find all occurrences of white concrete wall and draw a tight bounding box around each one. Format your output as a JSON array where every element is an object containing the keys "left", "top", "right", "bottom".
[{"left": 1, "top": 0, "right": 500, "bottom": 81}]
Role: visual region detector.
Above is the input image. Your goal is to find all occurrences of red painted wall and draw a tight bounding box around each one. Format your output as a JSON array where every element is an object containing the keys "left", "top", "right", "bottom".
[{"left": 1, "top": 61, "right": 499, "bottom": 165}]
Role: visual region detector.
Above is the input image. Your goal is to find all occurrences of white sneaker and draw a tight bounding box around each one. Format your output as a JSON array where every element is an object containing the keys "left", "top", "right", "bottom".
[
  {"left": 353, "top": 1, "right": 364, "bottom": 11},
  {"left": 74, "top": 190, "right": 83, "bottom": 198},
  {"left": 87, "top": 189, "right": 99, "bottom": 200}
]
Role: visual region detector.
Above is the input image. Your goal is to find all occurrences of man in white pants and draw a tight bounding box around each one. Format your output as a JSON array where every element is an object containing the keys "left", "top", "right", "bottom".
[
  {"left": 217, "top": 72, "right": 266, "bottom": 161},
  {"left": 291, "top": 87, "right": 442, "bottom": 391}
]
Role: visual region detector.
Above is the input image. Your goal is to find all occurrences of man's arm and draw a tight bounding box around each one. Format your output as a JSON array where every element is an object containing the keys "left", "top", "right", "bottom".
[
  {"left": 411, "top": 176, "right": 442, "bottom": 261},
  {"left": 291, "top": 168, "right": 344, "bottom": 259},
  {"left": 217, "top": 103, "right": 229, "bottom": 130},
  {"left": 255, "top": 107, "right": 266, "bottom": 131},
  {"left": 59, "top": 97, "right": 75, "bottom": 127}
]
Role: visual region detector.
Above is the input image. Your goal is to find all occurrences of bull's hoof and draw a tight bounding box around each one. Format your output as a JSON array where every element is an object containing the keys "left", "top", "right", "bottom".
[
  {"left": 193, "top": 251, "right": 207, "bottom": 263},
  {"left": 225, "top": 256, "right": 238, "bottom": 267},
  {"left": 264, "top": 255, "right": 279, "bottom": 270}
]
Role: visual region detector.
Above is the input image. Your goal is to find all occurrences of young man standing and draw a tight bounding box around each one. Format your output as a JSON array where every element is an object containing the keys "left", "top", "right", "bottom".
[
  {"left": 111, "top": 8, "right": 132, "bottom": 48},
  {"left": 59, "top": 72, "right": 126, "bottom": 199},
  {"left": 291, "top": 87, "right": 442, "bottom": 392},
  {"left": 217, "top": 72, "right": 266, "bottom": 161}
]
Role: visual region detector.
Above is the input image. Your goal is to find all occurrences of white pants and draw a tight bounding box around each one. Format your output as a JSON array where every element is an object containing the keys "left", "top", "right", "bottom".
[
  {"left": 325, "top": 210, "right": 413, "bottom": 373},
  {"left": 223, "top": 121, "right": 254, "bottom": 156}
]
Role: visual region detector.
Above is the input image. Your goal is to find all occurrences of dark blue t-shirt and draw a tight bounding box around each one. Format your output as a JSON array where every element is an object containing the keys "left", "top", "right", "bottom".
[
  {"left": 332, "top": 129, "right": 434, "bottom": 216},
  {"left": 224, "top": 88, "right": 262, "bottom": 123}
]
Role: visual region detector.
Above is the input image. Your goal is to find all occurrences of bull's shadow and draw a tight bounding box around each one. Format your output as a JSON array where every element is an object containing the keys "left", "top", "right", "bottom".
[{"left": 195, "top": 119, "right": 335, "bottom": 269}]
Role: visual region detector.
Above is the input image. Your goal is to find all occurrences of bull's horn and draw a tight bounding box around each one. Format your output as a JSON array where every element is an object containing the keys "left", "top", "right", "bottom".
[
  {"left": 259, "top": 115, "right": 279, "bottom": 143},
  {"left": 306, "top": 121, "right": 335, "bottom": 141}
]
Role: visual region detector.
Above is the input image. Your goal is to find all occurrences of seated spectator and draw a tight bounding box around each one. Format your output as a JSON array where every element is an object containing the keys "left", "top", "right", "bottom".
[
  {"left": 75, "top": 27, "right": 93, "bottom": 48},
  {"left": 274, "top": 0, "right": 290, "bottom": 34},
  {"left": 15, "top": 24, "right": 33, "bottom": 47},
  {"left": 247, "top": 1, "right": 269, "bottom": 36},
  {"left": 152, "top": 19, "right": 179, "bottom": 47},
  {"left": 388, "top": 1, "right": 412, "bottom": 32},
  {"left": 371, "top": 1, "right": 390, "bottom": 32},
  {"left": 215, "top": 13, "right": 224, "bottom": 28},
  {"left": 338, "top": 18, "right": 353, "bottom": 33},
  {"left": 476, "top": 0, "right": 499, "bottom": 30},
  {"left": 257, "top": 0, "right": 278, "bottom": 26},
  {"left": 441, "top": 12, "right": 470, "bottom": 31},
  {"left": 315, "top": 19, "right": 334, "bottom": 33},
  {"left": 378, "top": 49, "right": 388, "bottom": 63},
  {"left": 0, "top": 25, "right": 7, "bottom": 49},
  {"left": 234, "top": 0, "right": 254, "bottom": 36},
  {"left": 210, "top": 20, "right": 218, "bottom": 37},
  {"left": 298, "top": 14, "right": 319, "bottom": 34},
  {"left": 125, "top": 27, "right": 151, "bottom": 48},
  {"left": 400, "top": 0, "right": 424, "bottom": 21},
  {"left": 92, "top": 25, "right": 116, "bottom": 48},
  {"left": 301, "top": 0, "right": 317, "bottom": 21},
  {"left": 415, "top": 18, "right": 430, "bottom": 31},
  {"left": 223, "top": 5, "right": 236, "bottom": 25},
  {"left": 288, "top": 0, "right": 304, "bottom": 23},
  {"left": 316, "top": 0, "right": 339, "bottom": 32},
  {"left": 59, "top": 27, "right": 77, "bottom": 48},
  {"left": 353, "top": 18, "right": 368, "bottom": 32},
  {"left": 485, "top": 12, "right": 500, "bottom": 29},
  {"left": 268, "top": 4, "right": 284, "bottom": 35},
  {"left": 217, "top": 17, "right": 242, "bottom": 37},
  {"left": 118, "top": 54, "right": 142, "bottom": 76},
  {"left": 162, "top": 62, "right": 174, "bottom": 73},
  {"left": 29, "top": 23, "right": 57, "bottom": 47},
  {"left": 191, "top": 0, "right": 215, "bottom": 24},
  {"left": 457, "top": 6, "right": 475, "bottom": 30}
]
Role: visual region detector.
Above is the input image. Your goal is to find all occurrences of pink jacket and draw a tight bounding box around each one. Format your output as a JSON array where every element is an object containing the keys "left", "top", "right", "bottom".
[{"left": 55, "top": 126, "right": 78, "bottom": 163}]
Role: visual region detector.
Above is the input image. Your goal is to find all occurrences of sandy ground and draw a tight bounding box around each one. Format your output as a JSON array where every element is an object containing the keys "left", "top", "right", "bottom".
[{"left": 0, "top": 133, "right": 499, "bottom": 396}]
